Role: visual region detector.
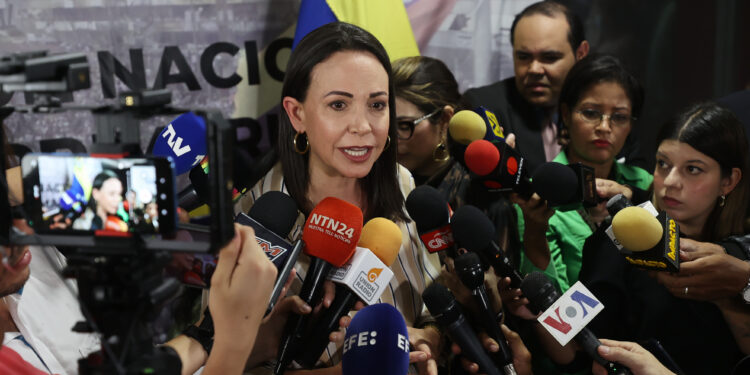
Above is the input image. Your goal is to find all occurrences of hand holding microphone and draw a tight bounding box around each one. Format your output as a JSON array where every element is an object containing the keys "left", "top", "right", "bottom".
[
  {"left": 653, "top": 238, "right": 749, "bottom": 301},
  {"left": 592, "top": 339, "right": 675, "bottom": 375},
  {"left": 296, "top": 217, "right": 402, "bottom": 368},
  {"left": 520, "top": 272, "right": 632, "bottom": 375},
  {"left": 607, "top": 198, "right": 680, "bottom": 272},
  {"left": 452, "top": 324, "right": 532, "bottom": 375},
  {"left": 455, "top": 252, "right": 517, "bottom": 375},
  {"left": 423, "top": 282, "right": 502, "bottom": 375},
  {"left": 274, "top": 197, "right": 362, "bottom": 374}
]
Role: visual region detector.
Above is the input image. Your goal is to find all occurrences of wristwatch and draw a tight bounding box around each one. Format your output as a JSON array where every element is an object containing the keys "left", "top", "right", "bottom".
[{"left": 183, "top": 307, "right": 215, "bottom": 354}]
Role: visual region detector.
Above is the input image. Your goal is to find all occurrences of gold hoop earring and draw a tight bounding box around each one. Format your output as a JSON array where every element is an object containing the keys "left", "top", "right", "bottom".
[
  {"left": 719, "top": 194, "right": 726, "bottom": 207},
  {"left": 433, "top": 141, "right": 450, "bottom": 162},
  {"left": 384, "top": 136, "right": 391, "bottom": 150},
  {"left": 293, "top": 132, "right": 309, "bottom": 154}
]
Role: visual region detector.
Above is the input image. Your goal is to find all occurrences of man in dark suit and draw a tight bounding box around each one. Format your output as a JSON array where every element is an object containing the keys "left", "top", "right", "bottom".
[{"left": 463, "top": 1, "right": 589, "bottom": 173}]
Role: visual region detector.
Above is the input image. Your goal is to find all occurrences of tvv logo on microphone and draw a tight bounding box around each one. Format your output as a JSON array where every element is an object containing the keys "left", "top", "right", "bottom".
[{"left": 537, "top": 282, "right": 604, "bottom": 346}]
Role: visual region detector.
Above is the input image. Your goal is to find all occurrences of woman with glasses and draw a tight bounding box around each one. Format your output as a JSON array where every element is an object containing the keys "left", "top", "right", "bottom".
[
  {"left": 512, "top": 54, "right": 653, "bottom": 294},
  {"left": 392, "top": 56, "right": 468, "bottom": 197}
]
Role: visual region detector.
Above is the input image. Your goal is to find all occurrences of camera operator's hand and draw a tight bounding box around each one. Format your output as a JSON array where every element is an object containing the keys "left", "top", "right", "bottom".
[{"left": 202, "top": 224, "right": 278, "bottom": 375}]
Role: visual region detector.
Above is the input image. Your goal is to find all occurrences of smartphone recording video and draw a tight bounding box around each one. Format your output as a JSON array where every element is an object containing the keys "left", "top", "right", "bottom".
[{"left": 22, "top": 154, "right": 176, "bottom": 235}]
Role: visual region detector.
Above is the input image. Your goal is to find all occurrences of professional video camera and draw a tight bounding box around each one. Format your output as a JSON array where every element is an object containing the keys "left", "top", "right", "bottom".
[{"left": 1, "top": 51, "right": 236, "bottom": 375}]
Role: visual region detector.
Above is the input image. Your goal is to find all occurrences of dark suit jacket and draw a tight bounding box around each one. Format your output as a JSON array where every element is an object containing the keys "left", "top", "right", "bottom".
[
  {"left": 718, "top": 89, "right": 750, "bottom": 149},
  {"left": 463, "top": 77, "right": 548, "bottom": 174}
]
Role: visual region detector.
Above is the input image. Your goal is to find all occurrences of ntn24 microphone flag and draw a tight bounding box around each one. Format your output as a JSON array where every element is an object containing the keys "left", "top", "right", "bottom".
[{"left": 293, "top": 0, "right": 420, "bottom": 61}]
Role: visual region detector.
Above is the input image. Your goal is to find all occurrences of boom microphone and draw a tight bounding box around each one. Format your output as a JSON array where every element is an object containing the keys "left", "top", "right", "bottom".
[
  {"left": 297, "top": 217, "right": 402, "bottom": 367},
  {"left": 423, "top": 282, "right": 501, "bottom": 375},
  {"left": 341, "top": 303, "right": 410, "bottom": 375},
  {"left": 520, "top": 272, "right": 632, "bottom": 375},
  {"left": 454, "top": 252, "right": 516, "bottom": 375},
  {"left": 274, "top": 197, "right": 362, "bottom": 374},
  {"left": 451, "top": 205, "right": 522, "bottom": 287},
  {"left": 405, "top": 185, "right": 456, "bottom": 255},
  {"left": 151, "top": 112, "right": 207, "bottom": 175}
]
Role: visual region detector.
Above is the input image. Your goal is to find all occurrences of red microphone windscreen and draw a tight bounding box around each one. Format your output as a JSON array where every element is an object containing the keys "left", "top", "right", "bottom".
[
  {"left": 303, "top": 197, "right": 363, "bottom": 267},
  {"left": 465, "top": 140, "right": 500, "bottom": 176}
]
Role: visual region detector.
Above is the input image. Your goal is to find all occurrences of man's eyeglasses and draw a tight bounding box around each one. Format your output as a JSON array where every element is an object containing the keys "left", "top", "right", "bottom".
[
  {"left": 575, "top": 109, "right": 635, "bottom": 127},
  {"left": 396, "top": 108, "right": 442, "bottom": 140}
]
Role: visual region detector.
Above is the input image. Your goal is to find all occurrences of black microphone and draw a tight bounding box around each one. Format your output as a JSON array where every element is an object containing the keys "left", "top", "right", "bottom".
[
  {"left": 405, "top": 185, "right": 457, "bottom": 256},
  {"left": 520, "top": 272, "right": 632, "bottom": 375},
  {"left": 241, "top": 191, "right": 303, "bottom": 316},
  {"left": 454, "top": 252, "right": 517, "bottom": 375},
  {"left": 451, "top": 205, "right": 523, "bottom": 288},
  {"left": 423, "top": 282, "right": 501, "bottom": 375}
]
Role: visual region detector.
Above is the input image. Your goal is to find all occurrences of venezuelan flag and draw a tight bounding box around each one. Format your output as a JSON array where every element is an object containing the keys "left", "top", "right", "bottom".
[{"left": 293, "top": 0, "right": 420, "bottom": 61}]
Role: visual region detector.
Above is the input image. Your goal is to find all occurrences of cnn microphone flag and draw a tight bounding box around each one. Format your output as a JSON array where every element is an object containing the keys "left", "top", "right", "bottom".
[{"left": 537, "top": 281, "right": 605, "bottom": 346}]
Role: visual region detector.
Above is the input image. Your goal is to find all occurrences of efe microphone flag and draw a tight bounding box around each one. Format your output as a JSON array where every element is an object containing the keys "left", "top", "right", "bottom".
[{"left": 342, "top": 303, "right": 410, "bottom": 375}]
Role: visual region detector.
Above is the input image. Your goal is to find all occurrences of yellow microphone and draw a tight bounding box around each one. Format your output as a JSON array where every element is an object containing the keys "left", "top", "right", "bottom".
[
  {"left": 611, "top": 206, "right": 663, "bottom": 251},
  {"left": 448, "top": 110, "right": 487, "bottom": 145},
  {"left": 358, "top": 217, "right": 403, "bottom": 266},
  {"left": 611, "top": 205, "right": 680, "bottom": 271}
]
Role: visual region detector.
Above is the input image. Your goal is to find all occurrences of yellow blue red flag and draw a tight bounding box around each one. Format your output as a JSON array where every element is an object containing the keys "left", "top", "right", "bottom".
[{"left": 292, "top": 0, "right": 420, "bottom": 61}]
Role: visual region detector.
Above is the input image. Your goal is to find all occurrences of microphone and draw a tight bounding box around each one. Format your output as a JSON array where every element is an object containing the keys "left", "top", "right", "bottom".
[
  {"left": 451, "top": 205, "right": 522, "bottom": 287},
  {"left": 151, "top": 112, "right": 208, "bottom": 176},
  {"left": 454, "top": 252, "right": 517, "bottom": 375},
  {"left": 609, "top": 204, "right": 680, "bottom": 272},
  {"left": 341, "top": 303, "right": 410, "bottom": 375},
  {"left": 405, "top": 185, "right": 456, "bottom": 255},
  {"left": 297, "top": 217, "right": 402, "bottom": 367},
  {"left": 234, "top": 191, "right": 303, "bottom": 315},
  {"left": 423, "top": 282, "right": 502, "bottom": 375},
  {"left": 274, "top": 197, "right": 362, "bottom": 375},
  {"left": 103, "top": 214, "right": 128, "bottom": 232},
  {"left": 520, "top": 272, "right": 632, "bottom": 375},
  {"left": 448, "top": 107, "right": 505, "bottom": 145},
  {"left": 464, "top": 139, "right": 532, "bottom": 197},
  {"left": 532, "top": 162, "right": 601, "bottom": 210}
]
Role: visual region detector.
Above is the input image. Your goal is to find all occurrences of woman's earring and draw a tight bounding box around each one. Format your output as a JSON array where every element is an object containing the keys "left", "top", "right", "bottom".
[
  {"left": 293, "top": 132, "right": 309, "bottom": 154},
  {"left": 719, "top": 194, "right": 726, "bottom": 207},
  {"left": 384, "top": 136, "right": 391, "bottom": 150},
  {"left": 557, "top": 125, "right": 570, "bottom": 148},
  {"left": 433, "top": 141, "right": 450, "bottom": 162}
]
